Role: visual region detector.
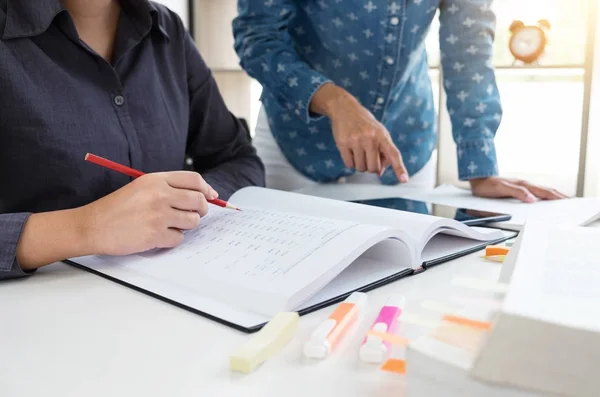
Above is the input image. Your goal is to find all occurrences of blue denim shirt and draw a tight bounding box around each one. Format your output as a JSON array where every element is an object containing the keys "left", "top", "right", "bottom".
[
  {"left": 233, "top": 0, "right": 502, "bottom": 184},
  {"left": 0, "top": 0, "right": 264, "bottom": 280}
]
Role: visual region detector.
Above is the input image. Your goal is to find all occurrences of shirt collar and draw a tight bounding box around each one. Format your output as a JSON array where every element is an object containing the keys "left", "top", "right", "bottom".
[
  {"left": 2, "top": 0, "right": 170, "bottom": 41},
  {"left": 2, "top": 0, "right": 65, "bottom": 40},
  {"left": 146, "top": 1, "right": 170, "bottom": 41}
]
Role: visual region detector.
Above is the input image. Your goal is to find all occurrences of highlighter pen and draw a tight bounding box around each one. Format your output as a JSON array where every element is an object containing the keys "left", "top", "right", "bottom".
[
  {"left": 359, "top": 296, "right": 406, "bottom": 364},
  {"left": 303, "top": 292, "right": 368, "bottom": 359}
]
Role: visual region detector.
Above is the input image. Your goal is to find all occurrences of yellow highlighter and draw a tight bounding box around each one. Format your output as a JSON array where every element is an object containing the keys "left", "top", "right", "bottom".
[
  {"left": 303, "top": 292, "right": 368, "bottom": 359},
  {"left": 230, "top": 312, "right": 299, "bottom": 374}
]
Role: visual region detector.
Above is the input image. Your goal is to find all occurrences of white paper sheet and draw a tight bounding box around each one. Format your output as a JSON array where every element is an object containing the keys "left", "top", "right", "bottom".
[
  {"left": 406, "top": 184, "right": 600, "bottom": 231},
  {"left": 503, "top": 222, "right": 600, "bottom": 332}
]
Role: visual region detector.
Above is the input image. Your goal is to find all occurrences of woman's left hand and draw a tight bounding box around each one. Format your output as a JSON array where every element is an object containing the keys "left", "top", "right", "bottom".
[{"left": 469, "top": 177, "right": 570, "bottom": 203}]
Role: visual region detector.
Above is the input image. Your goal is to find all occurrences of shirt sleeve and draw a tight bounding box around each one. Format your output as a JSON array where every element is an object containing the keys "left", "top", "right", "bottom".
[
  {"left": 0, "top": 213, "right": 33, "bottom": 280},
  {"left": 183, "top": 33, "right": 265, "bottom": 200},
  {"left": 439, "top": 0, "right": 503, "bottom": 181},
  {"left": 232, "top": 0, "right": 331, "bottom": 122}
]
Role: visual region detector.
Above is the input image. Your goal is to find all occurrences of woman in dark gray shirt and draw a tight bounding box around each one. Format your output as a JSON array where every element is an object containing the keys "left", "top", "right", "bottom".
[{"left": 0, "top": 0, "right": 265, "bottom": 279}]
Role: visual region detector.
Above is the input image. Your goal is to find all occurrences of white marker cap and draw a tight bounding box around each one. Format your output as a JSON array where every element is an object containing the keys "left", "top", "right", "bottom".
[
  {"left": 346, "top": 291, "right": 369, "bottom": 307},
  {"left": 303, "top": 319, "right": 335, "bottom": 359},
  {"left": 385, "top": 295, "right": 406, "bottom": 309}
]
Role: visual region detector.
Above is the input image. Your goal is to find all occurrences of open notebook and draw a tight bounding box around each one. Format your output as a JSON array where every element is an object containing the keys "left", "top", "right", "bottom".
[{"left": 68, "top": 187, "right": 514, "bottom": 332}]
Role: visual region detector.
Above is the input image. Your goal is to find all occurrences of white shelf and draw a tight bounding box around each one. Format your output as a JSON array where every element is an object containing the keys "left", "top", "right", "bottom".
[
  {"left": 152, "top": 0, "right": 190, "bottom": 29},
  {"left": 194, "top": 0, "right": 243, "bottom": 71}
]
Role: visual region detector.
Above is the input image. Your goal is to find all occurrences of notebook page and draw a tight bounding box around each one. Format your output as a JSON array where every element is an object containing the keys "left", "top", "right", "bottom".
[
  {"left": 292, "top": 182, "right": 425, "bottom": 201},
  {"left": 144, "top": 207, "right": 349, "bottom": 280},
  {"left": 231, "top": 187, "right": 434, "bottom": 235},
  {"left": 503, "top": 222, "right": 600, "bottom": 332},
  {"left": 406, "top": 184, "right": 600, "bottom": 230},
  {"left": 230, "top": 187, "right": 503, "bottom": 256},
  {"left": 73, "top": 206, "right": 395, "bottom": 316}
]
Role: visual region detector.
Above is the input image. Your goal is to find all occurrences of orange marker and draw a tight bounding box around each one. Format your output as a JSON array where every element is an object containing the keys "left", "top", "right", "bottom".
[{"left": 303, "top": 292, "right": 368, "bottom": 359}]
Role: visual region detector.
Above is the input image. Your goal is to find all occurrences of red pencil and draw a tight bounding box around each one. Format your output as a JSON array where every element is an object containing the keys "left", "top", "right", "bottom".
[{"left": 85, "top": 153, "right": 241, "bottom": 211}]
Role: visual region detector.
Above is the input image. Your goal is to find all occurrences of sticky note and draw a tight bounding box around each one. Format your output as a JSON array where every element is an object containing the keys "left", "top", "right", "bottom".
[
  {"left": 442, "top": 314, "right": 492, "bottom": 331},
  {"left": 485, "top": 245, "right": 510, "bottom": 256},
  {"left": 448, "top": 296, "right": 503, "bottom": 311},
  {"left": 367, "top": 330, "right": 410, "bottom": 347},
  {"left": 452, "top": 276, "right": 510, "bottom": 293},
  {"left": 381, "top": 358, "right": 406, "bottom": 374},
  {"left": 230, "top": 312, "right": 299, "bottom": 374},
  {"left": 420, "top": 300, "right": 456, "bottom": 314},
  {"left": 431, "top": 322, "right": 487, "bottom": 353},
  {"left": 481, "top": 255, "right": 506, "bottom": 263},
  {"left": 401, "top": 312, "right": 440, "bottom": 328}
]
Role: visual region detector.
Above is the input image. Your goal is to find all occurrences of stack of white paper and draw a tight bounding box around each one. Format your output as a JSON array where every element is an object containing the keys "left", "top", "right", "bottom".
[
  {"left": 406, "top": 221, "right": 600, "bottom": 397},
  {"left": 470, "top": 222, "right": 600, "bottom": 397}
]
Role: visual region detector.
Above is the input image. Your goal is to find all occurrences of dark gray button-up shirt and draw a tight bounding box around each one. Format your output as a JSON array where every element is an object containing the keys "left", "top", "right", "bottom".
[{"left": 0, "top": 0, "right": 265, "bottom": 279}]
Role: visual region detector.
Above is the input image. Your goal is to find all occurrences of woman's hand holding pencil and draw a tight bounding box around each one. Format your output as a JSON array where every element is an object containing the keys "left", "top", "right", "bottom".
[
  {"left": 79, "top": 152, "right": 242, "bottom": 255},
  {"left": 15, "top": 155, "right": 238, "bottom": 271},
  {"left": 85, "top": 153, "right": 240, "bottom": 211},
  {"left": 80, "top": 171, "right": 213, "bottom": 255}
]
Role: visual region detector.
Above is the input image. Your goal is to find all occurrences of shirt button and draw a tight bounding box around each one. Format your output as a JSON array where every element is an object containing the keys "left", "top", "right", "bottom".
[
  {"left": 386, "top": 57, "right": 395, "bottom": 65},
  {"left": 391, "top": 17, "right": 400, "bottom": 26},
  {"left": 377, "top": 97, "right": 385, "bottom": 105},
  {"left": 114, "top": 95, "right": 125, "bottom": 106}
]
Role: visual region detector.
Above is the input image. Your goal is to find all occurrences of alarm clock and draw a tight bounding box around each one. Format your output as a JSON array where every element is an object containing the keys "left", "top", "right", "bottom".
[{"left": 509, "top": 19, "right": 551, "bottom": 64}]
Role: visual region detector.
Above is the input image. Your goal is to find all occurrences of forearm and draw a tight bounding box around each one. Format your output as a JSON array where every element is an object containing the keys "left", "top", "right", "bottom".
[
  {"left": 309, "top": 83, "right": 358, "bottom": 118},
  {"left": 15, "top": 208, "right": 92, "bottom": 271},
  {"left": 439, "top": 0, "right": 501, "bottom": 180}
]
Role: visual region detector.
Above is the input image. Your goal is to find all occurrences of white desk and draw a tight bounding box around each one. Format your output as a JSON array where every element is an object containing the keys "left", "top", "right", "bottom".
[{"left": 1, "top": 223, "right": 597, "bottom": 397}]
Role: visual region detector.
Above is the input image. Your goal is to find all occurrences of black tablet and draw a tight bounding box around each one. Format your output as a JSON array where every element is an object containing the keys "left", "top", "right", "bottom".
[{"left": 349, "top": 197, "right": 511, "bottom": 226}]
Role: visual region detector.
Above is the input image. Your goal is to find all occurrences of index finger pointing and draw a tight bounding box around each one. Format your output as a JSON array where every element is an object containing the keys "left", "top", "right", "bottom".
[{"left": 381, "top": 141, "right": 408, "bottom": 183}]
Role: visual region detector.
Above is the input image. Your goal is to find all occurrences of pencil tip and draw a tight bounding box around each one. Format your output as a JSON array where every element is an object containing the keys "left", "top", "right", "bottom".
[
  {"left": 85, "top": 153, "right": 89, "bottom": 160},
  {"left": 225, "top": 202, "right": 241, "bottom": 211}
]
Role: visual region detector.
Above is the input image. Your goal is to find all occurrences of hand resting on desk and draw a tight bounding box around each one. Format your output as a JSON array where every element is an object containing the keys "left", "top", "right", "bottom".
[
  {"left": 470, "top": 176, "right": 569, "bottom": 203},
  {"left": 16, "top": 172, "right": 216, "bottom": 271}
]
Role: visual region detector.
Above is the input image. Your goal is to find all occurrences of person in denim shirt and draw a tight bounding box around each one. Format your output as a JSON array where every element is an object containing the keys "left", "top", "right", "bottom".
[{"left": 233, "top": 0, "right": 566, "bottom": 201}]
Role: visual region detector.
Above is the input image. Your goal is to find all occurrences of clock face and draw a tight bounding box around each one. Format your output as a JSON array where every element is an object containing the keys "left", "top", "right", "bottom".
[{"left": 510, "top": 26, "right": 544, "bottom": 58}]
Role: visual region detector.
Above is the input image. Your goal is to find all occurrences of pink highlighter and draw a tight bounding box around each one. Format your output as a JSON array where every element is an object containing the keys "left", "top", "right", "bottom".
[{"left": 359, "top": 296, "right": 406, "bottom": 364}]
